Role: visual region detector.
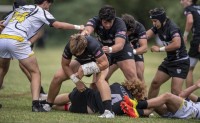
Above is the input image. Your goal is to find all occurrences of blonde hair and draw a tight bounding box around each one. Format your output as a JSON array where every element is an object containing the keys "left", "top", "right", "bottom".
[
  {"left": 69, "top": 34, "right": 87, "bottom": 56},
  {"left": 122, "top": 79, "right": 147, "bottom": 100}
]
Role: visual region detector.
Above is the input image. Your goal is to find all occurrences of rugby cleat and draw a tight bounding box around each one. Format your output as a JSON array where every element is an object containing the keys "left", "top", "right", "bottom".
[
  {"left": 123, "top": 95, "right": 138, "bottom": 108},
  {"left": 32, "top": 104, "right": 47, "bottom": 112},
  {"left": 120, "top": 101, "right": 139, "bottom": 118}
]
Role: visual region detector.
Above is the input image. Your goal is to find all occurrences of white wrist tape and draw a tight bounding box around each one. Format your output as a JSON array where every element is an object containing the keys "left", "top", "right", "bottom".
[
  {"left": 70, "top": 74, "right": 80, "bottom": 83},
  {"left": 183, "top": 31, "right": 189, "bottom": 37},
  {"left": 74, "top": 25, "right": 81, "bottom": 30},
  {"left": 109, "top": 47, "right": 112, "bottom": 53},
  {"left": 159, "top": 46, "right": 166, "bottom": 52},
  {"left": 133, "top": 49, "right": 137, "bottom": 54},
  {"left": 81, "top": 62, "right": 100, "bottom": 75}
]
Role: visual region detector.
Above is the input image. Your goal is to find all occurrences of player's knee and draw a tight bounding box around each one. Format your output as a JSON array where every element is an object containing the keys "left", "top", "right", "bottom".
[
  {"left": 137, "top": 72, "right": 144, "bottom": 81},
  {"left": 171, "top": 88, "right": 181, "bottom": 96},
  {"left": 52, "top": 74, "right": 65, "bottom": 84},
  {"left": 151, "top": 80, "right": 162, "bottom": 88},
  {"left": 162, "top": 93, "right": 174, "bottom": 100}
]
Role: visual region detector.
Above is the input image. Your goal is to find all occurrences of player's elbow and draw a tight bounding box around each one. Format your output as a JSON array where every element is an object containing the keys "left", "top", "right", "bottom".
[
  {"left": 143, "top": 45, "right": 148, "bottom": 53},
  {"left": 52, "top": 21, "right": 63, "bottom": 29},
  {"left": 174, "top": 42, "right": 181, "bottom": 49}
]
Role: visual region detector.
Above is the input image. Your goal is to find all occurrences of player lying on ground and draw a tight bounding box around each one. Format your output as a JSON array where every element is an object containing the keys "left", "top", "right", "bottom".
[
  {"left": 49, "top": 79, "right": 147, "bottom": 116},
  {"left": 120, "top": 78, "right": 200, "bottom": 119}
]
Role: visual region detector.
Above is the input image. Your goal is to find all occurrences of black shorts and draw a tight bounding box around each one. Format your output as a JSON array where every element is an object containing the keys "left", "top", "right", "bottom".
[
  {"left": 158, "top": 58, "right": 190, "bottom": 79},
  {"left": 109, "top": 44, "right": 135, "bottom": 65},
  {"left": 134, "top": 54, "right": 144, "bottom": 62},
  {"left": 69, "top": 88, "right": 103, "bottom": 113},
  {"left": 188, "top": 38, "right": 200, "bottom": 59}
]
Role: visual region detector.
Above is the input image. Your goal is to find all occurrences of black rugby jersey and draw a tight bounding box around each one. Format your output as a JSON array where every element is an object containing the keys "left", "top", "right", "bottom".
[
  {"left": 86, "top": 16, "right": 127, "bottom": 47},
  {"left": 184, "top": 5, "right": 200, "bottom": 38},
  {"left": 151, "top": 19, "right": 188, "bottom": 61},
  {"left": 110, "top": 83, "right": 133, "bottom": 115},
  {"left": 63, "top": 36, "right": 104, "bottom": 61},
  {"left": 128, "top": 21, "right": 147, "bottom": 49}
]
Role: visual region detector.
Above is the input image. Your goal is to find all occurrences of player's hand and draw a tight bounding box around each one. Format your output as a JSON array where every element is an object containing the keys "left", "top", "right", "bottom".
[
  {"left": 151, "top": 45, "right": 160, "bottom": 52},
  {"left": 102, "top": 46, "right": 110, "bottom": 53},
  {"left": 80, "top": 25, "right": 85, "bottom": 31},
  {"left": 81, "top": 29, "right": 89, "bottom": 36},
  {"left": 195, "top": 79, "right": 200, "bottom": 88},
  {"left": 75, "top": 81, "right": 86, "bottom": 92}
]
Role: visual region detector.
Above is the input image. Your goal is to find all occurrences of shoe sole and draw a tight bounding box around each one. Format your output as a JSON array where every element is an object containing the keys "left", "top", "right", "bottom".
[{"left": 120, "top": 101, "right": 138, "bottom": 118}]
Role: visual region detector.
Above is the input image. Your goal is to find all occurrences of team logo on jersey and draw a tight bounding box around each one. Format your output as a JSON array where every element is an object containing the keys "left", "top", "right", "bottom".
[
  {"left": 177, "top": 69, "right": 182, "bottom": 74},
  {"left": 10, "top": 12, "right": 29, "bottom": 23}
]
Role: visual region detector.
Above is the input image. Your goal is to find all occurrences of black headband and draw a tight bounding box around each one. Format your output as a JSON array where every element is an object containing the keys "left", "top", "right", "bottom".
[{"left": 149, "top": 11, "right": 167, "bottom": 24}]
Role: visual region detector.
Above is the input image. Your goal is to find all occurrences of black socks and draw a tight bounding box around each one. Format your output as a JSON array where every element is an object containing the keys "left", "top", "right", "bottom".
[{"left": 103, "top": 100, "right": 112, "bottom": 111}]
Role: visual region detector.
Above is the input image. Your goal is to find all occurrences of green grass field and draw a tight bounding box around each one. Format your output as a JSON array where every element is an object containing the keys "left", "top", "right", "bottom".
[{"left": 0, "top": 46, "right": 200, "bottom": 123}]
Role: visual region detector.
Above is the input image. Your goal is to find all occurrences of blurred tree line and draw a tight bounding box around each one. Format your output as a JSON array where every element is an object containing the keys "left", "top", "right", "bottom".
[{"left": 0, "top": 0, "right": 200, "bottom": 46}]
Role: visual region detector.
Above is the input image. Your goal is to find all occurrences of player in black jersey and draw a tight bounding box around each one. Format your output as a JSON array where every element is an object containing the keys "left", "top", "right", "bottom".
[
  {"left": 106, "top": 14, "right": 148, "bottom": 84},
  {"left": 180, "top": 0, "right": 200, "bottom": 88},
  {"left": 44, "top": 34, "right": 114, "bottom": 118},
  {"left": 146, "top": 8, "right": 190, "bottom": 99},
  {"left": 51, "top": 79, "right": 146, "bottom": 116},
  {"left": 81, "top": 5, "right": 138, "bottom": 82}
]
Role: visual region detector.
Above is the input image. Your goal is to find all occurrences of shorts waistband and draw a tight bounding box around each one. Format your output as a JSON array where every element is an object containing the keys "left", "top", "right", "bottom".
[{"left": 0, "top": 34, "right": 24, "bottom": 42}]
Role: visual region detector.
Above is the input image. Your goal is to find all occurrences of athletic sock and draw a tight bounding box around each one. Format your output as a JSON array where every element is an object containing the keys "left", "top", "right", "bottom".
[
  {"left": 46, "top": 101, "right": 53, "bottom": 107},
  {"left": 40, "top": 86, "right": 45, "bottom": 94},
  {"left": 64, "top": 103, "right": 70, "bottom": 111},
  {"left": 137, "top": 100, "right": 148, "bottom": 109},
  {"left": 103, "top": 100, "right": 112, "bottom": 111},
  {"left": 137, "top": 109, "right": 143, "bottom": 116},
  {"left": 32, "top": 100, "right": 40, "bottom": 107}
]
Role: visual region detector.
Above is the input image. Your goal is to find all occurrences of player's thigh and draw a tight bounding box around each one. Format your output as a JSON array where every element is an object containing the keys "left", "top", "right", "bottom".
[
  {"left": 106, "top": 64, "right": 118, "bottom": 80},
  {"left": 19, "top": 55, "right": 39, "bottom": 73},
  {"left": 96, "top": 68, "right": 109, "bottom": 81},
  {"left": 117, "top": 59, "right": 136, "bottom": 74},
  {"left": 152, "top": 70, "right": 170, "bottom": 85},
  {"left": 171, "top": 77, "right": 184, "bottom": 94},
  {"left": 135, "top": 61, "right": 144, "bottom": 78},
  {"left": 0, "top": 58, "right": 10, "bottom": 71}
]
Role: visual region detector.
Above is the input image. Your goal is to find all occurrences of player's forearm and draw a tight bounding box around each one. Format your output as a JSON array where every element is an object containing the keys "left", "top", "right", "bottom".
[
  {"left": 179, "top": 85, "right": 199, "bottom": 98},
  {"left": 53, "top": 21, "right": 82, "bottom": 30}
]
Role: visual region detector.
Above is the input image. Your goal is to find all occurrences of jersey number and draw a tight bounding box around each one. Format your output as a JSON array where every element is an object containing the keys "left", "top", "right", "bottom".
[
  {"left": 111, "top": 94, "right": 122, "bottom": 105},
  {"left": 10, "top": 12, "right": 29, "bottom": 23}
]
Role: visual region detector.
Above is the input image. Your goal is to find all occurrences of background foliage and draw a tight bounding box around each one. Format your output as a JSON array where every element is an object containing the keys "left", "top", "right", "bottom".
[{"left": 1, "top": 0, "right": 200, "bottom": 46}]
